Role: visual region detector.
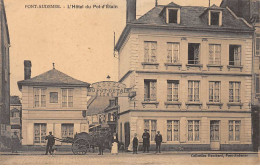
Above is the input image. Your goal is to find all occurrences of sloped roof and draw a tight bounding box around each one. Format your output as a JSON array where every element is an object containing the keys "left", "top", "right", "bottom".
[
  {"left": 17, "top": 68, "right": 90, "bottom": 90},
  {"left": 10, "top": 96, "right": 21, "bottom": 105},
  {"left": 116, "top": 2, "right": 253, "bottom": 51},
  {"left": 87, "top": 96, "right": 112, "bottom": 116}
]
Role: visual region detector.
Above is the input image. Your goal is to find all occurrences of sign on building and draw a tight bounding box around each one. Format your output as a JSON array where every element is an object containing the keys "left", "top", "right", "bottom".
[{"left": 87, "top": 81, "right": 132, "bottom": 97}]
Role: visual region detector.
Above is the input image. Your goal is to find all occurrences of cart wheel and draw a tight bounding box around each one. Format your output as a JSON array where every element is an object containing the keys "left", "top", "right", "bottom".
[{"left": 72, "top": 139, "right": 90, "bottom": 155}]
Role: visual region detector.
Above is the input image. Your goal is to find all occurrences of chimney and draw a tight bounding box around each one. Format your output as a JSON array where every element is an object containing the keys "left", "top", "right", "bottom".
[
  {"left": 126, "top": 0, "right": 136, "bottom": 23},
  {"left": 155, "top": 0, "right": 158, "bottom": 7},
  {"left": 24, "top": 60, "right": 32, "bottom": 80}
]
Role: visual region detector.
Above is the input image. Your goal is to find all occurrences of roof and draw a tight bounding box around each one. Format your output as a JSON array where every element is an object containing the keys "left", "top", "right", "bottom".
[
  {"left": 10, "top": 96, "right": 21, "bottom": 105},
  {"left": 115, "top": 2, "right": 253, "bottom": 51},
  {"left": 87, "top": 96, "right": 112, "bottom": 116},
  {"left": 17, "top": 68, "right": 90, "bottom": 90}
]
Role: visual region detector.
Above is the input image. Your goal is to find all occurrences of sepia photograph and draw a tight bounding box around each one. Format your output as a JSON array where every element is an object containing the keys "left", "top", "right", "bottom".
[{"left": 0, "top": 0, "right": 260, "bottom": 165}]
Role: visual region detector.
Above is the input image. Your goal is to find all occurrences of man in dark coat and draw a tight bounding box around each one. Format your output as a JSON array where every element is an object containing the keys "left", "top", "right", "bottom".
[
  {"left": 45, "top": 131, "right": 55, "bottom": 155},
  {"left": 98, "top": 132, "right": 105, "bottom": 155},
  {"left": 142, "top": 129, "right": 150, "bottom": 153},
  {"left": 133, "top": 133, "right": 138, "bottom": 154},
  {"left": 11, "top": 132, "right": 20, "bottom": 153},
  {"left": 155, "top": 131, "right": 162, "bottom": 153}
]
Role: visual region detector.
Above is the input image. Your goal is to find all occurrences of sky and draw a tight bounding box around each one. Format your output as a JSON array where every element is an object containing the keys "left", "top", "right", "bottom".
[{"left": 4, "top": 0, "right": 222, "bottom": 96}]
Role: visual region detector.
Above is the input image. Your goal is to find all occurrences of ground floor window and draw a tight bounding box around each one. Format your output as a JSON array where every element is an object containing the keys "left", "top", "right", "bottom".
[
  {"left": 167, "top": 120, "right": 179, "bottom": 141},
  {"left": 210, "top": 120, "right": 220, "bottom": 141},
  {"left": 61, "top": 124, "right": 74, "bottom": 138},
  {"left": 144, "top": 120, "right": 157, "bottom": 141},
  {"left": 188, "top": 120, "right": 200, "bottom": 141},
  {"left": 229, "top": 120, "right": 241, "bottom": 141},
  {"left": 34, "top": 123, "right": 46, "bottom": 144}
]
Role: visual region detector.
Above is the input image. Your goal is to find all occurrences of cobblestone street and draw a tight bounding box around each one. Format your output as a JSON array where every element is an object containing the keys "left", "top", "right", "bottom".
[{"left": 0, "top": 152, "right": 259, "bottom": 165}]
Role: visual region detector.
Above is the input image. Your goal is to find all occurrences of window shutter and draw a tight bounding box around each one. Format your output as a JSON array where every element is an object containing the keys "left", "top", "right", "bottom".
[{"left": 151, "top": 81, "right": 157, "bottom": 101}]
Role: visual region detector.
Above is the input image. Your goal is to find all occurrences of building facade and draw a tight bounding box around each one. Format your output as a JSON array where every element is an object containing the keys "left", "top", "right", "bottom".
[
  {"left": 221, "top": 0, "right": 260, "bottom": 152},
  {"left": 10, "top": 96, "right": 22, "bottom": 138},
  {"left": 115, "top": 1, "right": 254, "bottom": 151},
  {"left": 18, "top": 61, "right": 90, "bottom": 145},
  {"left": 0, "top": 0, "right": 10, "bottom": 149}
]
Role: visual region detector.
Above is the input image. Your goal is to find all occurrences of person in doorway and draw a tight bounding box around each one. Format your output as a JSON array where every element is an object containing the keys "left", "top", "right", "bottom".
[
  {"left": 11, "top": 132, "right": 20, "bottom": 153},
  {"left": 98, "top": 132, "right": 104, "bottom": 155},
  {"left": 142, "top": 129, "right": 150, "bottom": 153},
  {"left": 45, "top": 131, "right": 55, "bottom": 155},
  {"left": 155, "top": 131, "right": 162, "bottom": 153},
  {"left": 111, "top": 133, "right": 118, "bottom": 154},
  {"left": 133, "top": 133, "right": 138, "bottom": 154}
]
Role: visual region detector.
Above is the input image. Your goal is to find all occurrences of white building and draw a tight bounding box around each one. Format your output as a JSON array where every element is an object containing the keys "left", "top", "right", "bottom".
[{"left": 18, "top": 61, "right": 90, "bottom": 145}]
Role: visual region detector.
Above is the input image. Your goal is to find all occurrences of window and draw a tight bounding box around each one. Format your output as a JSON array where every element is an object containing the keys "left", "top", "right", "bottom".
[
  {"left": 34, "top": 88, "right": 46, "bottom": 107},
  {"left": 256, "top": 34, "right": 260, "bottom": 56},
  {"left": 34, "top": 123, "right": 46, "bottom": 144},
  {"left": 120, "top": 122, "right": 122, "bottom": 142},
  {"left": 229, "top": 120, "right": 241, "bottom": 141},
  {"left": 167, "top": 80, "right": 179, "bottom": 101},
  {"left": 256, "top": 74, "right": 260, "bottom": 97},
  {"left": 210, "top": 11, "right": 221, "bottom": 26},
  {"left": 210, "top": 120, "right": 220, "bottom": 141},
  {"left": 144, "top": 80, "right": 157, "bottom": 101},
  {"left": 61, "top": 124, "right": 74, "bottom": 138},
  {"left": 229, "top": 82, "right": 241, "bottom": 102},
  {"left": 188, "top": 120, "right": 200, "bottom": 141},
  {"left": 13, "top": 112, "right": 20, "bottom": 118},
  {"left": 144, "top": 120, "right": 157, "bottom": 142},
  {"left": 188, "top": 81, "right": 200, "bottom": 102},
  {"left": 167, "top": 42, "right": 180, "bottom": 63},
  {"left": 229, "top": 45, "right": 241, "bottom": 66},
  {"left": 62, "top": 89, "right": 73, "bottom": 107},
  {"left": 167, "top": 8, "right": 180, "bottom": 24},
  {"left": 50, "top": 92, "right": 58, "bottom": 103},
  {"left": 188, "top": 43, "right": 200, "bottom": 64},
  {"left": 209, "top": 81, "right": 220, "bottom": 102},
  {"left": 144, "top": 41, "right": 157, "bottom": 63},
  {"left": 209, "top": 44, "right": 221, "bottom": 65},
  {"left": 167, "top": 120, "right": 179, "bottom": 141}
]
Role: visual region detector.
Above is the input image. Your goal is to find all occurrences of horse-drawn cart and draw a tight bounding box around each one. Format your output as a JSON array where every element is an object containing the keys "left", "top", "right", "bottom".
[{"left": 55, "top": 126, "right": 113, "bottom": 155}]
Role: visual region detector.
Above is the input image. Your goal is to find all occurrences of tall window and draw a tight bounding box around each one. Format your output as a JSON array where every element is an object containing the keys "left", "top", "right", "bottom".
[
  {"left": 61, "top": 124, "right": 74, "bottom": 138},
  {"left": 167, "top": 80, "right": 179, "bottom": 101},
  {"left": 229, "top": 45, "right": 241, "bottom": 66},
  {"left": 34, "top": 123, "right": 46, "bottom": 144},
  {"left": 229, "top": 120, "right": 241, "bottom": 141},
  {"left": 188, "top": 81, "right": 200, "bottom": 102},
  {"left": 167, "top": 120, "right": 179, "bottom": 141},
  {"left": 209, "top": 44, "right": 221, "bottom": 65},
  {"left": 229, "top": 82, "right": 241, "bottom": 102},
  {"left": 210, "top": 120, "right": 220, "bottom": 141},
  {"left": 167, "top": 42, "right": 180, "bottom": 63},
  {"left": 144, "top": 120, "right": 157, "bottom": 142},
  {"left": 188, "top": 120, "right": 200, "bottom": 141},
  {"left": 144, "top": 41, "right": 157, "bottom": 63},
  {"left": 188, "top": 43, "right": 200, "bottom": 64},
  {"left": 209, "top": 81, "right": 220, "bottom": 102},
  {"left": 144, "top": 80, "right": 157, "bottom": 101},
  {"left": 34, "top": 88, "right": 46, "bottom": 107},
  {"left": 62, "top": 89, "right": 73, "bottom": 107},
  {"left": 256, "top": 74, "right": 260, "bottom": 98},
  {"left": 256, "top": 34, "right": 260, "bottom": 56}
]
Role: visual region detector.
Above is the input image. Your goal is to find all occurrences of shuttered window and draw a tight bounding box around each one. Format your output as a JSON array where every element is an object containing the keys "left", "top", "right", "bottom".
[
  {"left": 144, "top": 80, "right": 157, "bottom": 101},
  {"left": 144, "top": 41, "right": 157, "bottom": 63},
  {"left": 167, "top": 42, "right": 180, "bottom": 63},
  {"left": 209, "top": 44, "right": 221, "bottom": 65}
]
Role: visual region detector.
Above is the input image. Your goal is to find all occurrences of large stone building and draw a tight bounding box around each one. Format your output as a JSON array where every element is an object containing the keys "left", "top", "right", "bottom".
[
  {"left": 115, "top": 0, "right": 254, "bottom": 151},
  {"left": 18, "top": 61, "right": 90, "bottom": 145},
  {"left": 221, "top": 0, "right": 260, "bottom": 152},
  {"left": 0, "top": 0, "right": 10, "bottom": 148}
]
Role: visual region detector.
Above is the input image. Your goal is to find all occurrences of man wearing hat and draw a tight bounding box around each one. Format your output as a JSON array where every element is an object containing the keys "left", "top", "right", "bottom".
[
  {"left": 45, "top": 131, "right": 55, "bottom": 155},
  {"left": 142, "top": 129, "right": 150, "bottom": 153}
]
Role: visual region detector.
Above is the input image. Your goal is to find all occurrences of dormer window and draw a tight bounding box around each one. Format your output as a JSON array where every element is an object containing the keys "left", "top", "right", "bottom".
[
  {"left": 209, "top": 10, "right": 222, "bottom": 26},
  {"left": 166, "top": 8, "right": 180, "bottom": 24}
]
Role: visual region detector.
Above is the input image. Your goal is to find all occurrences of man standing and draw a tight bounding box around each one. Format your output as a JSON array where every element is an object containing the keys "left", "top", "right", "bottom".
[
  {"left": 45, "top": 131, "right": 55, "bottom": 155},
  {"left": 155, "top": 131, "right": 162, "bottom": 153},
  {"left": 11, "top": 132, "right": 20, "bottom": 153},
  {"left": 142, "top": 129, "right": 150, "bottom": 153},
  {"left": 133, "top": 133, "right": 138, "bottom": 154}
]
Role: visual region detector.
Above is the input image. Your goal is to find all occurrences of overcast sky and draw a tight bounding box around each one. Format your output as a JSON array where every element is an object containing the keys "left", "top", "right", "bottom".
[{"left": 4, "top": 0, "right": 222, "bottom": 96}]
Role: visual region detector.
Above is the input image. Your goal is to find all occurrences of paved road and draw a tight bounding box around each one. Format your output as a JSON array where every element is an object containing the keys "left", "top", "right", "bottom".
[{"left": 0, "top": 152, "right": 259, "bottom": 165}]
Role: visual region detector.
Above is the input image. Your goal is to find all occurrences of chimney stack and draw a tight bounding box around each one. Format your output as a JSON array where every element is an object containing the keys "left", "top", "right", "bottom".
[
  {"left": 155, "top": 0, "right": 158, "bottom": 7},
  {"left": 126, "top": 0, "right": 136, "bottom": 23},
  {"left": 24, "top": 60, "right": 32, "bottom": 80}
]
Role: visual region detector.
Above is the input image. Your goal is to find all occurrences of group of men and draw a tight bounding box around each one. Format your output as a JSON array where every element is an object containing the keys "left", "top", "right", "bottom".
[{"left": 133, "top": 129, "right": 162, "bottom": 154}]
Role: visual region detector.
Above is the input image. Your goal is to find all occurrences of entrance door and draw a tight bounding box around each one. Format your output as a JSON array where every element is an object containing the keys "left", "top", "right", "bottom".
[
  {"left": 124, "top": 122, "right": 130, "bottom": 150},
  {"left": 210, "top": 120, "right": 220, "bottom": 150}
]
